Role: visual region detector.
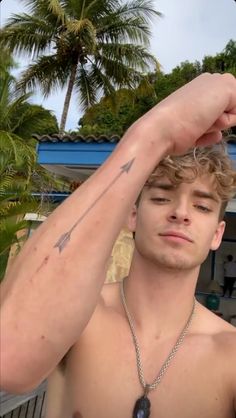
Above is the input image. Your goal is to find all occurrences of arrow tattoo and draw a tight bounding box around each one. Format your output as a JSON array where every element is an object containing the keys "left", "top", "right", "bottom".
[{"left": 54, "top": 158, "right": 135, "bottom": 253}]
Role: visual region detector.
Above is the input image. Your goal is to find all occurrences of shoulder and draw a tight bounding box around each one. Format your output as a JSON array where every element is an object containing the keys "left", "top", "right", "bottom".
[
  {"left": 195, "top": 303, "right": 236, "bottom": 395},
  {"left": 196, "top": 301, "right": 236, "bottom": 336},
  {"left": 195, "top": 301, "right": 236, "bottom": 362}
]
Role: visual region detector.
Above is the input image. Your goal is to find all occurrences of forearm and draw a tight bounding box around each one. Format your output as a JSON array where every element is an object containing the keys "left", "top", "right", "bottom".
[{"left": 0, "top": 115, "right": 169, "bottom": 392}]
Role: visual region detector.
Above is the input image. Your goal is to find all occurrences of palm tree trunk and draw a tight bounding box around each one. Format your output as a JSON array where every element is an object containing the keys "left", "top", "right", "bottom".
[{"left": 59, "top": 62, "right": 78, "bottom": 133}]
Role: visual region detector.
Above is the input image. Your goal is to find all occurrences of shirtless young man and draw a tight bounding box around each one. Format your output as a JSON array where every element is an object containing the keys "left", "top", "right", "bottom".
[{"left": 1, "top": 73, "right": 236, "bottom": 418}]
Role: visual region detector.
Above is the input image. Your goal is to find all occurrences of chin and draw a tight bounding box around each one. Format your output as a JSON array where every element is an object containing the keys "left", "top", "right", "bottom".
[
  {"left": 157, "top": 258, "right": 197, "bottom": 271},
  {"left": 135, "top": 240, "right": 208, "bottom": 271},
  {"left": 148, "top": 251, "right": 203, "bottom": 271}
]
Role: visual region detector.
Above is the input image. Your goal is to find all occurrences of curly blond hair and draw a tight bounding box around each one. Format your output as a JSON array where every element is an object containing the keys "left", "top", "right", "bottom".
[{"left": 145, "top": 142, "right": 236, "bottom": 220}]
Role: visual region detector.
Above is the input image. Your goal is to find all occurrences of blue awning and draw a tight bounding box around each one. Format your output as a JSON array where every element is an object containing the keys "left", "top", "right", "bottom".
[
  {"left": 36, "top": 135, "right": 236, "bottom": 171},
  {"left": 37, "top": 140, "right": 116, "bottom": 167},
  {"left": 35, "top": 136, "right": 236, "bottom": 211}
]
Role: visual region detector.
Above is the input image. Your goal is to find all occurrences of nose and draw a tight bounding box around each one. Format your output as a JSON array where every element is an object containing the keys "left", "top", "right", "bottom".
[{"left": 167, "top": 200, "right": 191, "bottom": 225}]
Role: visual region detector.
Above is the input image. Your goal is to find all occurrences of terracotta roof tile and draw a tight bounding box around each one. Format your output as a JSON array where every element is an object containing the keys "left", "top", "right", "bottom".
[{"left": 33, "top": 134, "right": 120, "bottom": 143}]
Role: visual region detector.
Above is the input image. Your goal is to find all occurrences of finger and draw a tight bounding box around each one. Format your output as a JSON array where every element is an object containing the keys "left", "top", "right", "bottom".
[{"left": 196, "top": 131, "right": 223, "bottom": 147}]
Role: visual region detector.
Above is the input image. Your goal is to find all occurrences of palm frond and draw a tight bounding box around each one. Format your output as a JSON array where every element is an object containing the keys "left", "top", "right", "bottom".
[
  {"left": 112, "top": 0, "right": 162, "bottom": 22},
  {"left": 0, "top": 14, "right": 54, "bottom": 58},
  {"left": 0, "top": 218, "right": 30, "bottom": 270},
  {"left": 97, "top": 15, "right": 151, "bottom": 45},
  {"left": 0, "top": 73, "right": 14, "bottom": 121},
  {"left": 76, "top": 65, "right": 97, "bottom": 109},
  {"left": 0, "top": 218, "right": 28, "bottom": 247},
  {"left": 0, "top": 199, "right": 39, "bottom": 220},
  {"left": 0, "top": 218, "right": 29, "bottom": 281},
  {"left": 0, "top": 170, "right": 16, "bottom": 196},
  {"left": 78, "top": 61, "right": 116, "bottom": 104},
  {"left": 0, "top": 49, "right": 17, "bottom": 75},
  {"left": 83, "top": 0, "right": 118, "bottom": 20},
  {"left": 16, "top": 55, "right": 70, "bottom": 97},
  {"left": 22, "top": 0, "right": 66, "bottom": 26},
  {"left": 92, "top": 53, "right": 140, "bottom": 88},
  {"left": 0, "top": 131, "right": 35, "bottom": 183},
  {"left": 97, "top": 42, "right": 158, "bottom": 72},
  {"left": 3, "top": 92, "right": 32, "bottom": 129},
  {"left": 97, "top": 0, "right": 162, "bottom": 44},
  {"left": 0, "top": 132, "right": 22, "bottom": 166}
]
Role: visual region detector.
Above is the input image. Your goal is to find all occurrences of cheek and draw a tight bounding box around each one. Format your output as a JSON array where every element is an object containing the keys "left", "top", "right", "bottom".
[
  {"left": 198, "top": 225, "right": 221, "bottom": 252},
  {"left": 135, "top": 216, "right": 154, "bottom": 239}
]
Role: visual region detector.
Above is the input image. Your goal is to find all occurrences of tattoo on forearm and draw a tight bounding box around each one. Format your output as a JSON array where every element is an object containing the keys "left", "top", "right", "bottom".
[
  {"left": 54, "top": 158, "right": 135, "bottom": 253},
  {"left": 34, "top": 159, "right": 135, "bottom": 275}
]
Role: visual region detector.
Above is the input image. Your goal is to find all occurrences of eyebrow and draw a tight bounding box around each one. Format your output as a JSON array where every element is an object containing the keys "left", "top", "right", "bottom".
[
  {"left": 149, "top": 183, "right": 175, "bottom": 191},
  {"left": 192, "top": 190, "right": 219, "bottom": 203}
]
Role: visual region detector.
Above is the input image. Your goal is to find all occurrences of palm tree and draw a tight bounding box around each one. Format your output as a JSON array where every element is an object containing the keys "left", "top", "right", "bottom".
[{"left": 0, "top": 0, "right": 161, "bottom": 132}]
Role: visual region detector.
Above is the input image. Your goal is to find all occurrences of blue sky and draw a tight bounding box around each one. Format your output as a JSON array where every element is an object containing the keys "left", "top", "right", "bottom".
[{"left": 1, "top": 0, "right": 235, "bottom": 130}]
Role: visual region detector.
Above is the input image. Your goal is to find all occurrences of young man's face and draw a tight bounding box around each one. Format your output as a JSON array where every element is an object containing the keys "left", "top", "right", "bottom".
[{"left": 128, "top": 174, "right": 225, "bottom": 271}]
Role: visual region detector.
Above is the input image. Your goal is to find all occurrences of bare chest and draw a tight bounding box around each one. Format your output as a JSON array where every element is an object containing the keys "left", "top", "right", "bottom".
[{"left": 62, "top": 325, "right": 234, "bottom": 418}]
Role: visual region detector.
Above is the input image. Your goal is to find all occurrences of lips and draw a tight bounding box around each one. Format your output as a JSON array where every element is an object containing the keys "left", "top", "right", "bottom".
[{"left": 159, "top": 231, "right": 193, "bottom": 243}]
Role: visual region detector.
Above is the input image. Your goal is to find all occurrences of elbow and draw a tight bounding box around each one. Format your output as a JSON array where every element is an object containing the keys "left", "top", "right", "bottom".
[
  {"left": 0, "top": 377, "right": 39, "bottom": 395},
  {"left": 0, "top": 353, "right": 45, "bottom": 395},
  {"left": 0, "top": 369, "right": 42, "bottom": 394}
]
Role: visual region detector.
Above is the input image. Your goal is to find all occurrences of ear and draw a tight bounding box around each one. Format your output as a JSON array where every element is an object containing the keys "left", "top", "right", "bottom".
[
  {"left": 210, "top": 221, "right": 225, "bottom": 251},
  {"left": 126, "top": 205, "right": 138, "bottom": 233}
]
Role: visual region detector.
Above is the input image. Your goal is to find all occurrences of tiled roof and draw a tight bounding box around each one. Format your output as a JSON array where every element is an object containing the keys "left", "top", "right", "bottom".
[
  {"left": 33, "top": 134, "right": 121, "bottom": 143},
  {"left": 33, "top": 133, "right": 236, "bottom": 144}
]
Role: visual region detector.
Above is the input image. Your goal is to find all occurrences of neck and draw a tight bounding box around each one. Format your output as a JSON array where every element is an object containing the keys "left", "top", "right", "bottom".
[{"left": 123, "top": 249, "right": 199, "bottom": 338}]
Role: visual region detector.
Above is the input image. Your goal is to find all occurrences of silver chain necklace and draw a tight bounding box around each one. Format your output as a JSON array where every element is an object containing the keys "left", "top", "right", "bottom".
[{"left": 120, "top": 278, "right": 196, "bottom": 418}]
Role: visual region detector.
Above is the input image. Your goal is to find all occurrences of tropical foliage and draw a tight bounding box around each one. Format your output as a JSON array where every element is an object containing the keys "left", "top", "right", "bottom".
[
  {"left": 0, "top": 0, "right": 162, "bottom": 132},
  {"left": 79, "top": 40, "right": 236, "bottom": 136},
  {"left": 0, "top": 51, "right": 63, "bottom": 280},
  {"left": 0, "top": 51, "right": 60, "bottom": 187},
  {"left": 78, "top": 82, "right": 156, "bottom": 136},
  {"left": 202, "top": 39, "right": 236, "bottom": 76},
  {"left": 0, "top": 153, "right": 40, "bottom": 280}
]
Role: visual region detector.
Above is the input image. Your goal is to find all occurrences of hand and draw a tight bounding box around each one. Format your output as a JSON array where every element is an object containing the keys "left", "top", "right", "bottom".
[{"left": 135, "top": 73, "right": 236, "bottom": 156}]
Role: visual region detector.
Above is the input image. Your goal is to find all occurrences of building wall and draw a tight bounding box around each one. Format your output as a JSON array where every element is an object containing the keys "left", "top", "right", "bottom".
[
  {"left": 106, "top": 228, "right": 134, "bottom": 283},
  {"left": 197, "top": 214, "right": 236, "bottom": 293}
]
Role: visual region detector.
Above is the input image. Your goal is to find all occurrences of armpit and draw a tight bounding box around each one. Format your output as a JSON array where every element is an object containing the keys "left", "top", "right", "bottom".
[{"left": 72, "top": 412, "right": 83, "bottom": 418}]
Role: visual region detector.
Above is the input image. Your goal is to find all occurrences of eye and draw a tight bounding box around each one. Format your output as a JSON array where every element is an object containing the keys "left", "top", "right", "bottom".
[
  {"left": 195, "top": 204, "right": 212, "bottom": 213},
  {"left": 151, "top": 197, "right": 170, "bottom": 204}
]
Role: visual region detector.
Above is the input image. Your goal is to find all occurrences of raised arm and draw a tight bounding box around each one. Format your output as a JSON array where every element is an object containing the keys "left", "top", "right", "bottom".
[{"left": 1, "top": 73, "right": 236, "bottom": 393}]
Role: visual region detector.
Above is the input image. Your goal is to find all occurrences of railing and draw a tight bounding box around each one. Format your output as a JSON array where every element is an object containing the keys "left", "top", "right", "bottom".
[{"left": 0, "top": 382, "right": 46, "bottom": 418}]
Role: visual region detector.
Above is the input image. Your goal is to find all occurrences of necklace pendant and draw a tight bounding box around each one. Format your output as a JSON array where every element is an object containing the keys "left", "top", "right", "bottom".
[{"left": 133, "top": 395, "right": 151, "bottom": 418}]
